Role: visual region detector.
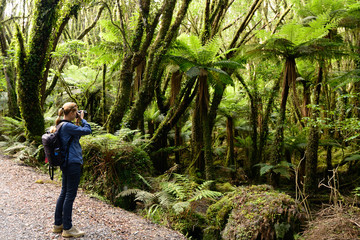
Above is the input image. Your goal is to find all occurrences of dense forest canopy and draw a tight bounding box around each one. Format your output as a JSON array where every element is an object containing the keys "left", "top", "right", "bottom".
[{"left": 1, "top": 0, "right": 360, "bottom": 238}]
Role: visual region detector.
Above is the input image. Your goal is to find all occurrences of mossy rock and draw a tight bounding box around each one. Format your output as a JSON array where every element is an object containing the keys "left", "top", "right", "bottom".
[
  {"left": 222, "top": 185, "right": 303, "bottom": 240},
  {"left": 205, "top": 185, "right": 303, "bottom": 240}
]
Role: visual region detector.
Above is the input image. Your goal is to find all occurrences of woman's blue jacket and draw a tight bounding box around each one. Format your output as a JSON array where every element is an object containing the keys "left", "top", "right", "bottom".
[{"left": 59, "top": 119, "right": 92, "bottom": 165}]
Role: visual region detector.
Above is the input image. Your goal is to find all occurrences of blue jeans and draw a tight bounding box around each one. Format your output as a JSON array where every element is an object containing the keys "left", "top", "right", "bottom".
[{"left": 54, "top": 163, "right": 82, "bottom": 230}]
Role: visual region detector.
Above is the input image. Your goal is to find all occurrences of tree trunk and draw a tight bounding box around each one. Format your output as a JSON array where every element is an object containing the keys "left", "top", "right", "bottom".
[
  {"left": 15, "top": 0, "right": 61, "bottom": 142},
  {"left": 249, "top": 95, "right": 259, "bottom": 178},
  {"left": 270, "top": 60, "right": 293, "bottom": 164},
  {"left": 258, "top": 76, "right": 281, "bottom": 164},
  {"left": 126, "top": 0, "right": 192, "bottom": 130},
  {"left": 105, "top": 0, "right": 150, "bottom": 132},
  {"left": 102, "top": 64, "right": 107, "bottom": 124},
  {"left": 305, "top": 64, "right": 323, "bottom": 194},
  {"left": 106, "top": 53, "right": 134, "bottom": 131},
  {"left": 198, "top": 69, "right": 213, "bottom": 180},
  {"left": 270, "top": 58, "right": 295, "bottom": 186},
  {"left": 192, "top": 96, "right": 204, "bottom": 171},
  {"left": 226, "top": 116, "right": 235, "bottom": 167},
  {"left": 146, "top": 77, "right": 198, "bottom": 172}
]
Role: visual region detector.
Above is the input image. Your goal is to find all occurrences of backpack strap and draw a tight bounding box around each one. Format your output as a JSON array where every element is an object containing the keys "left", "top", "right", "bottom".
[{"left": 63, "top": 136, "right": 74, "bottom": 167}]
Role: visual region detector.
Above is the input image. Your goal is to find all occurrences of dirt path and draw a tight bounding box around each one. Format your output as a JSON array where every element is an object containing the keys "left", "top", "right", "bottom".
[{"left": 0, "top": 155, "right": 186, "bottom": 240}]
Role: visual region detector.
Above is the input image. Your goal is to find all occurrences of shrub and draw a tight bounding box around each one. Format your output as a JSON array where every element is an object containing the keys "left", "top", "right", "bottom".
[
  {"left": 80, "top": 134, "right": 153, "bottom": 208},
  {"left": 121, "top": 172, "right": 223, "bottom": 238}
]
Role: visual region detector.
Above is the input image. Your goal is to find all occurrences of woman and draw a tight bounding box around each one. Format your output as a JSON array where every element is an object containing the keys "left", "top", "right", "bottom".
[{"left": 51, "top": 102, "right": 92, "bottom": 238}]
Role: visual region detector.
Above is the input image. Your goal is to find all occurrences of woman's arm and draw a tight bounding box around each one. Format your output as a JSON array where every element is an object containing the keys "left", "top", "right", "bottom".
[{"left": 64, "top": 119, "right": 92, "bottom": 136}]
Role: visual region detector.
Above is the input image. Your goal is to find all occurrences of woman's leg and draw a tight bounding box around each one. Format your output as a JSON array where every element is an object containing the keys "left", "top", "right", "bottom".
[
  {"left": 62, "top": 164, "right": 81, "bottom": 230},
  {"left": 54, "top": 168, "right": 67, "bottom": 226}
]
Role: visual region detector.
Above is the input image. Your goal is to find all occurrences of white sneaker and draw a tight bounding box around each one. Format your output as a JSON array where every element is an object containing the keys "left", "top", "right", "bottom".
[{"left": 62, "top": 226, "right": 85, "bottom": 238}]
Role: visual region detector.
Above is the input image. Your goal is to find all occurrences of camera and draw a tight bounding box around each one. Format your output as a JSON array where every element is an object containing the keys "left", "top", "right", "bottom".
[{"left": 77, "top": 110, "right": 88, "bottom": 118}]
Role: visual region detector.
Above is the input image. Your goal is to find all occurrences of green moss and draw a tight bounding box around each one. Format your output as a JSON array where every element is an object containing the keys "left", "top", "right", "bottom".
[
  {"left": 204, "top": 185, "right": 303, "bottom": 240},
  {"left": 221, "top": 185, "right": 302, "bottom": 240}
]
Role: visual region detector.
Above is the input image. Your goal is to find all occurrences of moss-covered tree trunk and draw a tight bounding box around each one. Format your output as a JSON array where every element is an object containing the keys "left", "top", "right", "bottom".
[
  {"left": 15, "top": 0, "right": 61, "bottom": 142},
  {"left": 126, "top": 0, "right": 192, "bottom": 130},
  {"left": 146, "top": 76, "right": 197, "bottom": 171},
  {"left": 105, "top": 0, "right": 149, "bottom": 132}
]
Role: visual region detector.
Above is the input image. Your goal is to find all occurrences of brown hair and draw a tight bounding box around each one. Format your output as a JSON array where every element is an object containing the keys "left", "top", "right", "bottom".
[{"left": 50, "top": 102, "right": 78, "bottom": 133}]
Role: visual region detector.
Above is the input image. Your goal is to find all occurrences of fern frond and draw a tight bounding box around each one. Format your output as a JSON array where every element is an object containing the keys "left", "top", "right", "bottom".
[
  {"left": 135, "top": 191, "right": 156, "bottom": 205},
  {"left": 197, "top": 180, "right": 215, "bottom": 191},
  {"left": 0, "top": 117, "right": 25, "bottom": 137},
  {"left": 207, "top": 68, "right": 234, "bottom": 86},
  {"left": 171, "top": 38, "right": 198, "bottom": 60},
  {"left": 136, "top": 174, "right": 152, "bottom": 189},
  {"left": 160, "top": 181, "right": 186, "bottom": 200},
  {"left": 172, "top": 173, "right": 191, "bottom": 184},
  {"left": 211, "top": 60, "right": 244, "bottom": 69},
  {"left": 189, "top": 189, "right": 223, "bottom": 202},
  {"left": 186, "top": 35, "right": 202, "bottom": 54},
  {"left": 88, "top": 122, "right": 107, "bottom": 135},
  {"left": 118, "top": 188, "right": 141, "bottom": 197},
  {"left": 203, "top": 37, "right": 220, "bottom": 58},
  {"left": 4, "top": 142, "right": 27, "bottom": 154},
  {"left": 168, "top": 55, "right": 196, "bottom": 71},
  {"left": 156, "top": 191, "right": 175, "bottom": 208}
]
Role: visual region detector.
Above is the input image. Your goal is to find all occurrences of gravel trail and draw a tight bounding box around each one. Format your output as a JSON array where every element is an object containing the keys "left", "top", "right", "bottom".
[{"left": 0, "top": 155, "right": 186, "bottom": 240}]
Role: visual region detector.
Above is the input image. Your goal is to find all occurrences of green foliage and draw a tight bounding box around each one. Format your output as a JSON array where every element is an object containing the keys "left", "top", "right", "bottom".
[
  {"left": 168, "top": 34, "right": 243, "bottom": 86},
  {"left": 62, "top": 65, "right": 98, "bottom": 87},
  {"left": 255, "top": 161, "right": 294, "bottom": 180},
  {"left": 353, "top": 187, "right": 360, "bottom": 196},
  {"left": 120, "top": 172, "right": 222, "bottom": 236},
  {"left": 0, "top": 117, "right": 26, "bottom": 141},
  {"left": 52, "top": 40, "right": 86, "bottom": 59},
  {"left": 0, "top": 117, "right": 41, "bottom": 165},
  {"left": 80, "top": 134, "right": 153, "bottom": 208}
]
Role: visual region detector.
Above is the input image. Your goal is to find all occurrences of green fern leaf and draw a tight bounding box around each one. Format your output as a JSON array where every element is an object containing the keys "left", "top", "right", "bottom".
[
  {"left": 135, "top": 191, "right": 156, "bottom": 205},
  {"left": 118, "top": 188, "right": 141, "bottom": 197},
  {"left": 189, "top": 189, "right": 222, "bottom": 202}
]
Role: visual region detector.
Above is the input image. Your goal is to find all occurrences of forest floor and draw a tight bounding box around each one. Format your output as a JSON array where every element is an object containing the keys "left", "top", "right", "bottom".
[{"left": 0, "top": 154, "right": 186, "bottom": 240}]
